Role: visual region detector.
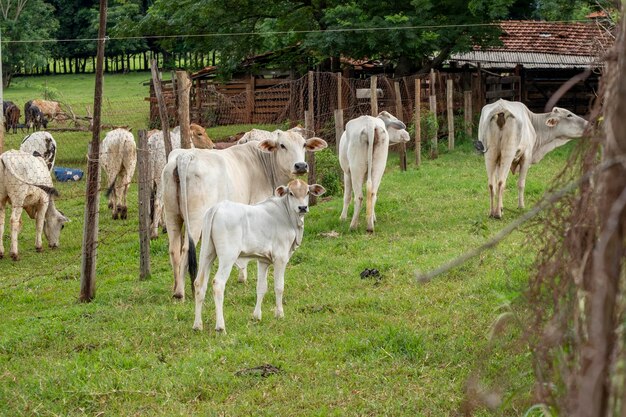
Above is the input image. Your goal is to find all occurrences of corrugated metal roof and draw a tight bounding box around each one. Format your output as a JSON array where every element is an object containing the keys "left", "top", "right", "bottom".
[{"left": 450, "top": 51, "right": 603, "bottom": 69}]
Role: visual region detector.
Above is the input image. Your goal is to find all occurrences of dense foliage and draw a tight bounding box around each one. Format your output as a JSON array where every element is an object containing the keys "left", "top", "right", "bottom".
[{"left": 0, "top": 0, "right": 615, "bottom": 84}]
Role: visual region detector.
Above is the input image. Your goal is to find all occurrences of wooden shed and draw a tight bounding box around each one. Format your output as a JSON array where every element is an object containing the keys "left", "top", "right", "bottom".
[{"left": 449, "top": 20, "right": 614, "bottom": 114}]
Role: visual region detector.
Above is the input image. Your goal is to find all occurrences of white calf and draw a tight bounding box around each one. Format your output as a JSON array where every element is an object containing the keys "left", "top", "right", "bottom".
[
  {"left": 339, "top": 111, "right": 410, "bottom": 232},
  {"left": 191, "top": 179, "right": 325, "bottom": 333},
  {"left": 19, "top": 131, "right": 57, "bottom": 171}
]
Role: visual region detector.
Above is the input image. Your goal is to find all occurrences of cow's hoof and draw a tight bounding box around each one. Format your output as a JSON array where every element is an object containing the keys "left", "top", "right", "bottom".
[
  {"left": 215, "top": 328, "right": 226, "bottom": 335},
  {"left": 10, "top": 253, "right": 19, "bottom": 261},
  {"left": 0, "top": 252, "right": 4, "bottom": 259},
  {"left": 366, "top": 228, "right": 374, "bottom": 234},
  {"left": 36, "top": 246, "right": 43, "bottom": 253},
  {"left": 150, "top": 234, "right": 158, "bottom": 241},
  {"left": 172, "top": 292, "right": 184, "bottom": 301},
  {"left": 112, "top": 212, "right": 118, "bottom": 220},
  {"left": 120, "top": 207, "right": 128, "bottom": 219},
  {"left": 192, "top": 323, "right": 203, "bottom": 331},
  {"left": 107, "top": 202, "right": 114, "bottom": 209}
]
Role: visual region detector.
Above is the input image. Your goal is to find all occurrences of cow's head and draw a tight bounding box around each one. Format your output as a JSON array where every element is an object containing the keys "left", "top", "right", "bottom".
[
  {"left": 259, "top": 130, "right": 327, "bottom": 176},
  {"left": 190, "top": 123, "right": 214, "bottom": 149},
  {"left": 276, "top": 179, "right": 326, "bottom": 216},
  {"left": 377, "top": 111, "right": 410, "bottom": 144},
  {"left": 545, "top": 107, "right": 588, "bottom": 139},
  {"left": 44, "top": 197, "right": 70, "bottom": 249}
]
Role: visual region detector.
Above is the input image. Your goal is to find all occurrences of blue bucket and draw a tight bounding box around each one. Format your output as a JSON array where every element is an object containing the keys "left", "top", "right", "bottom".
[{"left": 54, "top": 167, "right": 84, "bottom": 182}]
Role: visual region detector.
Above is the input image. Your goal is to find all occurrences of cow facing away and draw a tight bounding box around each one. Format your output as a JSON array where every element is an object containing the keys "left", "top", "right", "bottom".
[
  {"left": 339, "top": 111, "right": 410, "bottom": 233},
  {"left": 162, "top": 129, "right": 327, "bottom": 300},
  {"left": 477, "top": 99, "right": 587, "bottom": 219},
  {"left": 0, "top": 151, "right": 69, "bottom": 260},
  {"left": 192, "top": 179, "right": 326, "bottom": 333},
  {"left": 24, "top": 101, "right": 48, "bottom": 132},
  {"left": 20, "top": 132, "right": 57, "bottom": 171},
  {"left": 101, "top": 128, "right": 137, "bottom": 220},
  {"left": 148, "top": 124, "right": 214, "bottom": 239}
]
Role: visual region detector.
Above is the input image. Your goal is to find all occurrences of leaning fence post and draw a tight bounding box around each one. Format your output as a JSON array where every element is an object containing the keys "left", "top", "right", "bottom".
[
  {"left": 447, "top": 78, "right": 455, "bottom": 150},
  {"left": 137, "top": 130, "right": 151, "bottom": 280},
  {"left": 429, "top": 69, "right": 438, "bottom": 159},
  {"left": 415, "top": 78, "right": 422, "bottom": 167},
  {"left": 305, "top": 110, "right": 317, "bottom": 206},
  {"left": 394, "top": 81, "right": 407, "bottom": 171},
  {"left": 370, "top": 75, "right": 378, "bottom": 116}
]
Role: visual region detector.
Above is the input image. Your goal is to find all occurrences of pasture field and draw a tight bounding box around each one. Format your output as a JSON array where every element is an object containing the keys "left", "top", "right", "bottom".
[{"left": 0, "top": 72, "right": 575, "bottom": 416}]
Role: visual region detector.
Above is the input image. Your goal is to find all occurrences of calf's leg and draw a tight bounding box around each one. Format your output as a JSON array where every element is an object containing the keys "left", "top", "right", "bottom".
[
  {"left": 9, "top": 206, "right": 23, "bottom": 260},
  {"left": 0, "top": 204, "right": 5, "bottom": 258},
  {"left": 340, "top": 170, "right": 352, "bottom": 221},
  {"left": 192, "top": 249, "right": 216, "bottom": 331},
  {"left": 253, "top": 261, "right": 271, "bottom": 321},
  {"left": 273, "top": 261, "right": 287, "bottom": 319},
  {"left": 213, "top": 259, "right": 235, "bottom": 333}
]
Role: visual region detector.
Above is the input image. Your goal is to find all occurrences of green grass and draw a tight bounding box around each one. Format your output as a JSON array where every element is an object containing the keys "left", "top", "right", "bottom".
[{"left": 0, "top": 72, "right": 576, "bottom": 416}]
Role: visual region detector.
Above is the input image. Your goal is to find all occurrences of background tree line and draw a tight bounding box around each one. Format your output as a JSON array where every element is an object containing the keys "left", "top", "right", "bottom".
[{"left": 0, "top": 0, "right": 614, "bottom": 87}]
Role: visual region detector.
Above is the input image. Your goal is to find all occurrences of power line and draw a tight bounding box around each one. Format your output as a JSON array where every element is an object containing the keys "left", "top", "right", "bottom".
[{"left": 0, "top": 19, "right": 594, "bottom": 44}]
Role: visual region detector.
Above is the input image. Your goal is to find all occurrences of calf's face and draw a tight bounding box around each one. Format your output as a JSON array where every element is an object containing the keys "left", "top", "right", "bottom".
[
  {"left": 44, "top": 201, "right": 70, "bottom": 248},
  {"left": 546, "top": 107, "right": 588, "bottom": 139},
  {"left": 259, "top": 130, "right": 327, "bottom": 176},
  {"left": 276, "top": 179, "right": 326, "bottom": 216},
  {"left": 377, "top": 111, "right": 410, "bottom": 144}
]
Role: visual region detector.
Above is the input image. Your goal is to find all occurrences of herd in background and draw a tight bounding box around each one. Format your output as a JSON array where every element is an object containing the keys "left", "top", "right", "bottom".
[
  {"left": 0, "top": 99, "right": 589, "bottom": 332},
  {"left": 2, "top": 99, "right": 66, "bottom": 134}
]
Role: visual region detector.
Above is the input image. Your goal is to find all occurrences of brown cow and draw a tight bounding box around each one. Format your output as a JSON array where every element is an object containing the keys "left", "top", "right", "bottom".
[
  {"left": 31, "top": 99, "right": 64, "bottom": 122},
  {"left": 4, "top": 104, "right": 20, "bottom": 134}
]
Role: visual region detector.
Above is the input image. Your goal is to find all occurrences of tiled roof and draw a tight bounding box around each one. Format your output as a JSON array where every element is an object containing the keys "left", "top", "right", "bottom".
[{"left": 480, "top": 20, "right": 613, "bottom": 56}]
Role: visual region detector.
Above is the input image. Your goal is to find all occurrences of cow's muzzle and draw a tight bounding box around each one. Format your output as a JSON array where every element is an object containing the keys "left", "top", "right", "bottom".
[
  {"left": 293, "top": 162, "right": 308, "bottom": 175},
  {"left": 298, "top": 206, "right": 309, "bottom": 214}
]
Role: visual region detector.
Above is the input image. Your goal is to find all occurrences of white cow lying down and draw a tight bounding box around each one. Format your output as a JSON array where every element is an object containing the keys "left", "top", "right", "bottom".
[
  {"left": 476, "top": 99, "right": 587, "bottom": 218},
  {"left": 191, "top": 179, "right": 325, "bottom": 333},
  {"left": 339, "top": 111, "right": 410, "bottom": 233},
  {"left": 0, "top": 150, "right": 69, "bottom": 260}
]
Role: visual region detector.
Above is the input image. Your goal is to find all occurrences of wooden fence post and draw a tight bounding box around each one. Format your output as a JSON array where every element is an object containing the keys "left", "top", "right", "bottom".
[
  {"left": 464, "top": 90, "right": 473, "bottom": 137},
  {"left": 246, "top": 75, "right": 255, "bottom": 124},
  {"left": 370, "top": 75, "right": 378, "bottom": 116},
  {"left": 335, "top": 73, "right": 343, "bottom": 153},
  {"left": 305, "top": 110, "right": 317, "bottom": 206},
  {"left": 415, "top": 78, "right": 421, "bottom": 167},
  {"left": 176, "top": 70, "right": 192, "bottom": 149},
  {"left": 447, "top": 78, "right": 455, "bottom": 150},
  {"left": 80, "top": 0, "right": 107, "bottom": 303},
  {"left": 308, "top": 71, "right": 314, "bottom": 124},
  {"left": 151, "top": 60, "right": 172, "bottom": 158},
  {"left": 429, "top": 69, "right": 438, "bottom": 159},
  {"left": 137, "top": 130, "right": 151, "bottom": 280},
  {"left": 394, "top": 81, "right": 407, "bottom": 171}
]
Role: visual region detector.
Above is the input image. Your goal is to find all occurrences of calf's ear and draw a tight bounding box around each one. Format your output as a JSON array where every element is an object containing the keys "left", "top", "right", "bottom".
[
  {"left": 275, "top": 185, "right": 289, "bottom": 197},
  {"left": 308, "top": 184, "right": 326, "bottom": 197},
  {"left": 259, "top": 139, "right": 279, "bottom": 153},
  {"left": 546, "top": 118, "right": 559, "bottom": 127},
  {"left": 305, "top": 137, "right": 328, "bottom": 152},
  {"left": 387, "top": 120, "right": 406, "bottom": 130}
]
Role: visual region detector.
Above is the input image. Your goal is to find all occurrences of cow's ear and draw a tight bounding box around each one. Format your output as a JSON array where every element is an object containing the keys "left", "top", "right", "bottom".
[
  {"left": 259, "top": 139, "right": 279, "bottom": 153},
  {"left": 386, "top": 120, "right": 406, "bottom": 130},
  {"left": 308, "top": 184, "right": 326, "bottom": 197},
  {"left": 305, "top": 137, "right": 328, "bottom": 152},
  {"left": 546, "top": 117, "right": 559, "bottom": 127},
  {"left": 275, "top": 185, "right": 289, "bottom": 197}
]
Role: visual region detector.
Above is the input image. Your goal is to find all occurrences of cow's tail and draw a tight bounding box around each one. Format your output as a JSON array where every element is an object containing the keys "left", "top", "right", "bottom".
[
  {"left": 105, "top": 181, "right": 116, "bottom": 199},
  {"left": 365, "top": 126, "right": 378, "bottom": 223},
  {"left": 177, "top": 152, "right": 197, "bottom": 289}
]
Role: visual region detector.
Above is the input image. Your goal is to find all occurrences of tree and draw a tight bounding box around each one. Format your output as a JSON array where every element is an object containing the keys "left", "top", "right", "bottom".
[{"left": 0, "top": 0, "right": 58, "bottom": 86}]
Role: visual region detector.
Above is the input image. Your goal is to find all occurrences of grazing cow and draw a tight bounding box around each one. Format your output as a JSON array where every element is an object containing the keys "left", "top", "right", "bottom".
[
  {"left": 339, "top": 111, "right": 410, "bottom": 233},
  {"left": 100, "top": 128, "right": 137, "bottom": 220},
  {"left": 476, "top": 99, "right": 587, "bottom": 219},
  {"left": 3, "top": 100, "right": 14, "bottom": 114},
  {"left": 148, "top": 124, "right": 214, "bottom": 239},
  {"left": 0, "top": 150, "right": 69, "bottom": 260},
  {"left": 4, "top": 104, "right": 20, "bottom": 134},
  {"left": 31, "top": 99, "right": 64, "bottom": 122},
  {"left": 192, "top": 179, "right": 326, "bottom": 333},
  {"left": 24, "top": 101, "right": 48, "bottom": 132},
  {"left": 162, "top": 129, "right": 327, "bottom": 300},
  {"left": 19, "top": 132, "right": 57, "bottom": 171}
]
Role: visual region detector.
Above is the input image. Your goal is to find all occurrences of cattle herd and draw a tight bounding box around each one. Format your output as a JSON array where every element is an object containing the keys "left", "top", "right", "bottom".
[{"left": 0, "top": 99, "right": 589, "bottom": 333}]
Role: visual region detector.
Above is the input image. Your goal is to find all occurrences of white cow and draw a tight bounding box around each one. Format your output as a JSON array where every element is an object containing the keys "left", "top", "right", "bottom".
[
  {"left": 237, "top": 126, "right": 308, "bottom": 145},
  {"left": 192, "top": 179, "right": 326, "bottom": 333},
  {"left": 339, "top": 111, "right": 410, "bottom": 233},
  {"left": 101, "top": 128, "right": 137, "bottom": 220},
  {"left": 476, "top": 99, "right": 587, "bottom": 219},
  {"left": 0, "top": 150, "right": 69, "bottom": 260},
  {"left": 162, "top": 129, "right": 328, "bottom": 300},
  {"left": 148, "top": 124, "right": 214, "bottom": 239},
  {"left": 19, "top": 131, "right": 57, "bottom": 171}
]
